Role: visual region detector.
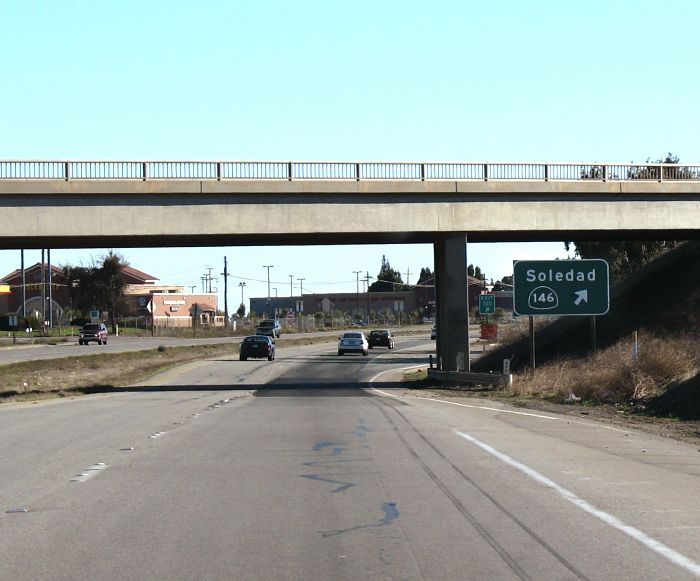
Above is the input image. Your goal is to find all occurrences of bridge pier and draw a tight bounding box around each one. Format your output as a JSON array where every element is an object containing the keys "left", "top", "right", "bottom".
[{"left": 434, "top": 235, "right": 470, "bottom": 371}]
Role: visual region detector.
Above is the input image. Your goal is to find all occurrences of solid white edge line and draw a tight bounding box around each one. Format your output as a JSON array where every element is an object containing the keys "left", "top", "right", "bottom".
[
  {"left": 370, "top": 377, "right": 560, "bottom": 420},
  {"left": 371, "top": 388, "right": 401, "bottom": 398},
  {"left": 370, "top": 368, "right": 637, "bottom": 431},
  {"left": 415, "top": 396, "right": 560, "bottom": 420},
  {"left": 369, "top": 364, "right": 427, "bottom": 400},
  {"left": 455, "top": 430, "right": 700, "bottom": 578}
]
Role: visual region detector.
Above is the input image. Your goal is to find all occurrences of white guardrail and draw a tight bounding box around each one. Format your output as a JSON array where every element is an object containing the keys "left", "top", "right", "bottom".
[{"left": 0, "top": 161, "right": 699, "bottom": 182}]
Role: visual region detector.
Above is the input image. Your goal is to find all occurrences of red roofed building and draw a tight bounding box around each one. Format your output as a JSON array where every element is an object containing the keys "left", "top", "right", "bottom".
[
  {"left": 0, "top": 263, "right": 71, "bottom": 325},
  {"left": 1, "top": 262, "right": 220, "bottom": 328}
]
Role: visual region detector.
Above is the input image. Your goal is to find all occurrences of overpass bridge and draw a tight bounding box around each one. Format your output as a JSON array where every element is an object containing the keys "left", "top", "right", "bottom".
[
  {"left": 2, "top": 159, "right": 699, "bottom": 371},
  {"left": 1, "top": 160, "right": 699, "bottom": 247}
]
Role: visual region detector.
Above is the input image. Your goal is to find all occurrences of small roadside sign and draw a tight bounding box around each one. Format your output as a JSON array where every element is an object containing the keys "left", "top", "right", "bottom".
[
  {"left": 513, "top": 259, "right": 609, "bottom": 316},
  {"left": 479, "top": 294, "right": 496, "bottom": 315}
]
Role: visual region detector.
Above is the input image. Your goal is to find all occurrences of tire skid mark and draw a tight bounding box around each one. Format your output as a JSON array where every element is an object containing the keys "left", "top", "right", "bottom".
[{"left": 372, "top": 398, "right": 590, "bottom": 581}]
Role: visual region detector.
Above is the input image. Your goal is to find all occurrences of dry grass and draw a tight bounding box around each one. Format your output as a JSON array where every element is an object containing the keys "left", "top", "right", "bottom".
[
  {"left": 0, "top": 344, "right": 233, "bottom": 401},
  {"left": 508, "top": 332, "right": 699, "bottom": 405},
  {"left": 0, "top": 335, "right": 338, "bottom": 403}
]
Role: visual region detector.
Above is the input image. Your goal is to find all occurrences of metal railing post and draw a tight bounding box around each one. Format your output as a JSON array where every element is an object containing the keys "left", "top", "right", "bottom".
[
  {"left": 355, "top": 162, "right": 361, "bottom": 181},
  {"left": 483, "top": 163, "right": 489, "bottom": 181},
  {"left": 602, "top": 165, "right": 607, "bottom": 182},
  {"left": 288, "top": 161, "right": 293, "bottom": 181},
  {"left": 142, "top": 162, "right": 148, "bottom": 181},
  {"left": 544, "top": 164, "right": 549, "bottom": 182},
  {"left": 64, "top": 162, "right": 70, "bottom": 181},
  {"left": 216, "top": 162, "right": 222, "bottom": 181},
  {"left": 420, "top": 163, "right": 425, "bottom": 181}
]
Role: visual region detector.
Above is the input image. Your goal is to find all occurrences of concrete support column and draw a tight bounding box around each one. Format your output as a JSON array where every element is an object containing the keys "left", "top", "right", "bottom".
[{"left": 434, "top": 235, "right": 469, "bottom": 371}]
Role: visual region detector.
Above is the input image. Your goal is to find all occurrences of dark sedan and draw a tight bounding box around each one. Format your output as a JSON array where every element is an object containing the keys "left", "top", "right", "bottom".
[
  {"left": 368, "top": 329, "right": 394, "bottom": 349},
  {"left": 239, "top": 335, "right": 276, "bottom": 361}
]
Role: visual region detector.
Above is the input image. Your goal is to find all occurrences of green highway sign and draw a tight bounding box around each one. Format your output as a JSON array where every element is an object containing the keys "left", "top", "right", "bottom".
[
  {"left": 479, "top": 293, "right": 496, "bottom": 315},
  {"left": 513, "top": 259, "right": 609, "bottom": 316}
]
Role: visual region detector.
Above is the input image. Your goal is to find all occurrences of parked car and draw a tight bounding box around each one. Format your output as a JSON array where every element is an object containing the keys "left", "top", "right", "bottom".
[
  {"left": 255, "top": 319, "right": 281, "bottom": 338},
  {"left": 79, "top": 323, "right": 108, "bottom": 345},
  {"left": 368, "top": 329, "right": 394, "bottom": 349},
  {"left": 338, "top": 331, "right": 369, "bottom": 356},
  {"left": 239, "top": 335, "right": 276, "bottom": 361}
]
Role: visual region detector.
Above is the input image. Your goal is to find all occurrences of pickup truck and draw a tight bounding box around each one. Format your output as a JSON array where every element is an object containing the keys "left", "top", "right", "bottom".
[{"left": 255, "top": 319, "right": 281, "bottom": 338}]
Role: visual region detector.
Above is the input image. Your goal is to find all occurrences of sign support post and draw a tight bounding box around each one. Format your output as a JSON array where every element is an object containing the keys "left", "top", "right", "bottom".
[
  {"left": 529, "top": 316, "right": 536, "bottom": 369},
  {"left": 9, "top": 314, "right": 17, "bottom": 345}
]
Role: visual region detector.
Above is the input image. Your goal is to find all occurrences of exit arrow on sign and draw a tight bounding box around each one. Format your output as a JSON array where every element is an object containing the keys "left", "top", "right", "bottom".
[{"left": 574, "top": 290, "right": 588, "bottom": 306}]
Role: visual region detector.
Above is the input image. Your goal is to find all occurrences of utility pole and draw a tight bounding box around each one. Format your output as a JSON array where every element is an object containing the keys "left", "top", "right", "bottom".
[
  {"left": 297, "top": 277, "right": 305, "bottom": 313},
  {"left": 41, "top": 249, "right": 45, "bottom": 330},
  {"left": 21, "top": 249, "right": 26, "bottom": 319},
  {"left": 202, "top": 267, "right": 218, "bottom": 295},
  {"left": 353, "top": 270, "right": 361, "bottom": 323},
  {"left": 205, "top": 266, "right": 214, "bottom": 292},
  {"left": 364, "top": 272, "right": 373, "bottom": 325},
  {"left": 405, "top": 267, "right": 411, "bottom": 286},
  {"left": 48, "top": 249, "right": 54, "bottom": 328},
  {"left": 263, "top": 265, "right": 274, "bottom": 318},
  {"left": 238, "top": 281, "right": 246, "bottom": 313},
  {"left": 289, "top": 274, "right": 294, "bottom": 297},
  {"left": 47, "top": 248, "right": 53, "bottom": 328},
  {"left": 222, "top": 256, "right": 229, "bottom": 323}
]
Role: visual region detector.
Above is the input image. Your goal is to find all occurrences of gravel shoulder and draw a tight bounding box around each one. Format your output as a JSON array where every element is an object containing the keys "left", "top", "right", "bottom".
[{"left": 400, "top": 386, "right": 700, "bottom": 448}]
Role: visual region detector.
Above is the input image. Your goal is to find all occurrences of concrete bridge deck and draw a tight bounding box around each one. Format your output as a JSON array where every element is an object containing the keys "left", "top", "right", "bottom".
[{"left": 1, "top": 173, "right": 699, "bottom": 249}]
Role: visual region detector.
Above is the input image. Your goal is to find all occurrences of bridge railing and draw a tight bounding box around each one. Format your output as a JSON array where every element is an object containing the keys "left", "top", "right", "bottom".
[{"left": 1, "top": 161, "right": 699, "bottom": 181}]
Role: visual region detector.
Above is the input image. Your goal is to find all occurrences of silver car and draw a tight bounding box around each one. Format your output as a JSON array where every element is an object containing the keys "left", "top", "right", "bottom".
[{"left": 337, "top": 331, "right": 369, "bottom": 356}]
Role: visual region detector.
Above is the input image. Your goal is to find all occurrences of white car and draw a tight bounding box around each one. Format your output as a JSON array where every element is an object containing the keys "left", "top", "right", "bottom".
[{"left": 338, "top": 331, "right": 369, "bottom": 356}]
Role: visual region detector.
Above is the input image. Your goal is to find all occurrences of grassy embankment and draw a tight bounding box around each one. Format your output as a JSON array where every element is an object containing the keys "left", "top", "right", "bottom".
[{"left": 497, "top": 328, "right": 700, "bottom": 418}]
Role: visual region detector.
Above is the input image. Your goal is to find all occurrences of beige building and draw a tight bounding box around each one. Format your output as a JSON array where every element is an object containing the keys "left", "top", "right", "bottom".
[{"left": 147, "top": 292, "right": 222, "bottom": 328}]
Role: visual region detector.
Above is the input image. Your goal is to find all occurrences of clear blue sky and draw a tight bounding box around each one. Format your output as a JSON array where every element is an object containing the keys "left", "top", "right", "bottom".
[{"left": 1, "top": 1, "right": 697, "bottom": 304}]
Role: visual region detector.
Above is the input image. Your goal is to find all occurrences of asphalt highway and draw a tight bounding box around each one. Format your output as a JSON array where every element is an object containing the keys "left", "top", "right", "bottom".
[{"left": 1, "top": 337, "right": 699, "bottom": 580}]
